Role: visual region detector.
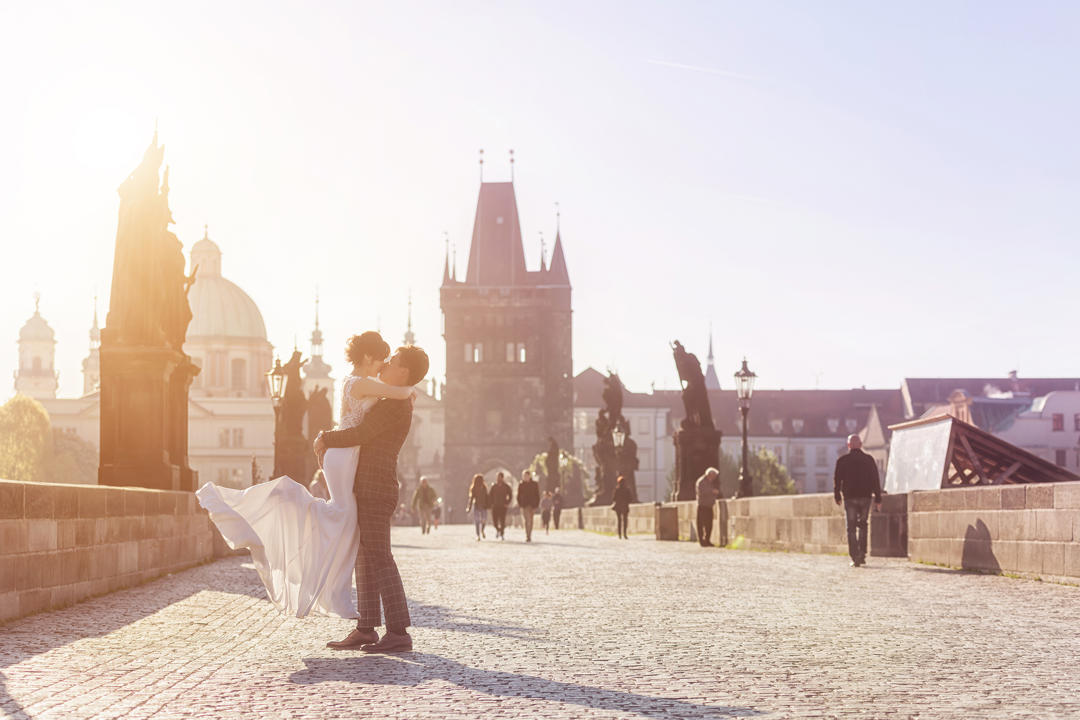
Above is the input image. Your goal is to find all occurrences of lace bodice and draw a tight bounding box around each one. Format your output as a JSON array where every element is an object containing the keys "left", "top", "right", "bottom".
[{"left": 340, "top": 376, "right": 378, "bottom": 429}]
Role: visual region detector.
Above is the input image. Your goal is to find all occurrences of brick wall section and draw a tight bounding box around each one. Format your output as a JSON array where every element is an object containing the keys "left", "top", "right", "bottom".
[
  {"left": 907, "top": 481, "right": 1080, "bottom": 579},
  {"left": 724, "top": 493, "right": 906, "bottom": 556},
  {"left": 580, "top": 503, "right": 657, "bottom": 535},
  {"left": 578, "top": 494, "right": 907, "bottom": 556},
  {"left": 0, "top": 480, "right": 230, "bottom": 624}
]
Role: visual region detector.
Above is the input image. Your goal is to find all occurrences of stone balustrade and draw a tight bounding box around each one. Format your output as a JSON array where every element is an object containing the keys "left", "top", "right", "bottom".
[
  {"left": 0, "top": 479, "right": 230, "bottom": 624},
  {"left": 907, "top": 481, "right": 1080, "bottom": 579}
]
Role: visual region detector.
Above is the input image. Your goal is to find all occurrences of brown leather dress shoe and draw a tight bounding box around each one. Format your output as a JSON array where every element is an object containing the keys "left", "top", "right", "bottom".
[
  {"left": 361, "top": 632, "right": 413, "bottom": 653},
  {"left": 327, "top": 628, "right": 379, "bottom": 650}
]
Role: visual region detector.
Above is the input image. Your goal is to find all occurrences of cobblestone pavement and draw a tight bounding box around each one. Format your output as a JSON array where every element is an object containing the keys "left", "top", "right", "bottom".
[{"left": 2, "top": 525, "right": 1080, "bottom": 720}]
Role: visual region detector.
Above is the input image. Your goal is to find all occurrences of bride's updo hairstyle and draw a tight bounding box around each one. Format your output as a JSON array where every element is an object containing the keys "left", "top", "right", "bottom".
[{"left": 345, "top": 331, "right": 390, "bottom": 366}]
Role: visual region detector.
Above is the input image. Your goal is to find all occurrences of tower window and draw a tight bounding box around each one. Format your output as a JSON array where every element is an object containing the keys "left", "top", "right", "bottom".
[
  {"left": 505, "top": 343, "right": 515, "bottom": 363},
  {"left": 517, "top": 343, "right": 526, "bottom": 363},
  {"left": 1052, "top": 413, "right": 1064, "bottom": 431}
]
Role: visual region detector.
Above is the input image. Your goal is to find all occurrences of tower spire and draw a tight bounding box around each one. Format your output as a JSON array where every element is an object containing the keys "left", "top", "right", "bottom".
[
  {"left": 478, "top": 148, "right": 484, "bottom": 182},
  {"left": 442, "top": 232, "right": 451, "bottom": 284},
  {"left": 539, "top": 231, "right": 547, "bottom": 272},
  {"left": 704, "top": 323, "right": 721, "bottom": 390},
  {"left": 404, "top": 290, "right": 415, "bottom": 346},
  {"left": 509, "top": 148, "right": 515, "bottom": 182}
]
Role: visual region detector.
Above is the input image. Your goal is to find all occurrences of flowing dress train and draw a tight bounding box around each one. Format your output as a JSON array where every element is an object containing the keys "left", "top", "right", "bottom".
[{"left": 196, "top": 377, "right": 374, "bottom": 618}]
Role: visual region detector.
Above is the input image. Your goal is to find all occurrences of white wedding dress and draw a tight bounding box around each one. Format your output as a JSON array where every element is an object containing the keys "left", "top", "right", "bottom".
[{"left": 196, "top": 376, "right": 376, "bottom": 618}]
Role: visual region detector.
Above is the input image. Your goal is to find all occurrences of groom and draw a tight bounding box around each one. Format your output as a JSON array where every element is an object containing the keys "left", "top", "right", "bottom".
[{"left": 314, "top": 344, "right": 429, "bottom": 652}]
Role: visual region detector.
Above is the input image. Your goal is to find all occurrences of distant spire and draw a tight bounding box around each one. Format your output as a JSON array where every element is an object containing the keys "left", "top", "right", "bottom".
[
  {"left": 451, "top": 241, "right": 457, "bottom": 281},
  {"left": 539, "top": 231, "right": 547, "bottom": 272},
  {"left": 704, "top": 324, "right": 721, "bottom": 390},
  {"left": 555, "top": 201, "right": 560, "bottom": 232},
  {"left": 310, "top": 288, "right": 323, "bottom": 354},
  {"left": 404, "top": 290, "right": 415, "bottom": 346},
  {"left": 548, "top": 230, "right": 570, "bottom": 286},
  {"left": 478, "top": 148, "right": 484, "bottom": 182},
  {"left": 442, "top": 232, "right": 451, "bottom": 284},
  {"left": 203, "top": 223, "right": 209, "bottom": 241},
  {"left": 33, "top": 291, "right": 40, "bottom": 314},
  {"left": 509, "top": 148, "right": 515, "bottom": 182},
  {"left": 90, "top": 295, "right": 100, "bottom": 347}
]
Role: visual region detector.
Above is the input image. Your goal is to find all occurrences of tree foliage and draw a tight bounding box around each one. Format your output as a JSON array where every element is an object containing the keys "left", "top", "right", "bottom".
[
  {"left": 717, "top": 447, "right": 796, "bottom": 497},
  {"left": 0, "top": 394, "right": 52, "bottom": 482},
  {"left": 528, "top": 449, "right": 586, "bottom": 492},
  {"left": 0, "top": 394, "right": 100, "bottom": 484},
  {"left": 45, "top": 428, "right": 99, "bottom": 484}
]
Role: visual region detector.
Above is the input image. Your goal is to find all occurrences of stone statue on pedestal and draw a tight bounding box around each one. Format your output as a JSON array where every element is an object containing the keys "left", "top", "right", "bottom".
[
  {"left": 99, "top": 133, "right": 200, "bottom": 491},
  {"left": 671, "top": 340, "right": 721, "bottom": 501},
  {"left": 274, "top": 350, "right": 309, "bottom": 482},
  {"left": 588, "top": 372, "right": 639, "bottom": 505}
]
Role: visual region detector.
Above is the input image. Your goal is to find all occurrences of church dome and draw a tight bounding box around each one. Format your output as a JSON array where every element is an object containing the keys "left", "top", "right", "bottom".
[
  {"left": 186, "top": 228, "right": 268, "bottom": 341},
  {"left": 20, "top": 300, "right": 56, "bottom": 343}
]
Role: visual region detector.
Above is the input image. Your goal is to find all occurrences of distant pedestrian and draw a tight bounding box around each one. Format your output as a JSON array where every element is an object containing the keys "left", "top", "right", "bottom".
[
  {"left": 552, "top": 488, "right": 564, "bottom": 529},
  {"left": 489, "top": 472, "right": 513, "bottom": 540},
  {"left": 431, "top": 503, "right": 441, "bottom": 530},
  {"left": 834, "top": 434, "right": 882, "bottom": 567},
  {"left": 612, "top": 475, "right": 632, "bottom": 539},
  {"left": 695, "top": 467, "right": 720, "bottom": 547},
  {"left": 411, "top": 477, "right": 438, "bottom": 534},
  {"left": 466, "top": 474, "right": 489, "bottom": 540},
  {"left": 517, "top": 470, "right": 541, "bottom": 542},
  {"left": 540, "top": 491, "right": 554, "bottom": 535}
]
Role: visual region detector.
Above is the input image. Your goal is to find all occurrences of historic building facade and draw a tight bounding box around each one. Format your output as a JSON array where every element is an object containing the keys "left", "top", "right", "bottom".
[
  {"left": 20, "top": 229, "right": 277, "bottom": 489},
  {"left": 440, "top": 181, "right": 572, "bottom": 514}
]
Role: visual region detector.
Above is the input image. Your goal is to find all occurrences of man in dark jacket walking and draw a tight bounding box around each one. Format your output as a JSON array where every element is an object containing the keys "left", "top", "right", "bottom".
[
  {"left": 517, "top": 470, "right": 541, "bottom": 542},
  {"left": 489, "top": 472, "right": 512, "bottom": 540},
  {"left": 833, "top": 434, "right": 882, "bottom": 567}
]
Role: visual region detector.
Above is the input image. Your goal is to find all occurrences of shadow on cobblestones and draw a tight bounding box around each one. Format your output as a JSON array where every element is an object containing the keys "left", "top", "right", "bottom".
[
  {"left": 409, "top": 602, "right": 535, "bottom": 639},
  {"left": 288, "top": 654, "right": 762, "bottom": 718}
]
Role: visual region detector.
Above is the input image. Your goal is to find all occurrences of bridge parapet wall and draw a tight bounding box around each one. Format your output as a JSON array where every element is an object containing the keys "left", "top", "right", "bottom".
[
  {"left": 0, "top": 480, "right": 229, "bottom": 624},
  {"left": 907, "top": 481, "right": 1080, "bottom": 579}
]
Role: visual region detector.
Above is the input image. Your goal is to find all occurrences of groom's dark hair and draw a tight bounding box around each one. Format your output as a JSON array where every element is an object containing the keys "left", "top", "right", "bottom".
[{"left": 397, "top": 345, "right": 429, "bottom": 386}]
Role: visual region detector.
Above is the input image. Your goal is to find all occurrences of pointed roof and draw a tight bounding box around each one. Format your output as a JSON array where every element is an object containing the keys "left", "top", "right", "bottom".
[
  {"left": 704, "top": 326, "right": 720, "bottom": 389},
  {"left": 464, "top": 182, "right": 528, "bottom": 285},
  {"left": 547, "top": 230, "right": 570, "bottom": 286}
]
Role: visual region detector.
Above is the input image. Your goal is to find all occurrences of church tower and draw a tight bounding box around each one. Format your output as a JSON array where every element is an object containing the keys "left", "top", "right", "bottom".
[
  {"left": 82, "top": 298, "right": 102, "bottom": 396},
  {"left": 15, "top": 294, "right": 59, "bottom": 400},
  {"left": 440, "top": 179, "right": 573, "bottom": 498},
  {"left": 301, "top": 291, "right": 334, "bottom": 400}
]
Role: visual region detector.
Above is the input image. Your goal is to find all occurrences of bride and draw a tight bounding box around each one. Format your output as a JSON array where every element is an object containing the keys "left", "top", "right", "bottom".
[{"left": 196, "top": 331, "right": 416, "bottom": 618}]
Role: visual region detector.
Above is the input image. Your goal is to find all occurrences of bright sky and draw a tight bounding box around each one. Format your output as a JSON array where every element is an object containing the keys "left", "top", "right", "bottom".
[{"left": 2, "top": 1, "right": 1079, "bottom": 403}]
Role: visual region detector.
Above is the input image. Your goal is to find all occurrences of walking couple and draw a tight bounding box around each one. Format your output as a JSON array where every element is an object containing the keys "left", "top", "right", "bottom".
[{"left": 196, "top": 331, "right": 428, "bottom": 652}]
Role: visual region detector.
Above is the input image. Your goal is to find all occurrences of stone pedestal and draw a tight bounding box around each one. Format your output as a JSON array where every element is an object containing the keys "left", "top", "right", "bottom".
[
  {"left": 274, "top": 433, "right": 309, "bottom": 484},
  {"left": 98, "top": 345, "right": 198, "bottom": 491},
  {"left": 673, "top": 426, "right": 722, "bottom": 501}
]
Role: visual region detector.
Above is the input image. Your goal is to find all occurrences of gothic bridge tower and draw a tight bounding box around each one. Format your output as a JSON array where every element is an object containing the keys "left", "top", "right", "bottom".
[{"left": 440, "top": 180, "right": 572, "bottom": 503}]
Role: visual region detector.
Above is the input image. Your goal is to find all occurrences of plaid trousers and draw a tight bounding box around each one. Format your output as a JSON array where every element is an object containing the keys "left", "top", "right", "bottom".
[{"left": 354, "top": 484, "right": 410, "bottom": 630}]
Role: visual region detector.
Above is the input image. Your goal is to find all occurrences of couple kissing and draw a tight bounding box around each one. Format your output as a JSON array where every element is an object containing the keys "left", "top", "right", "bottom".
[{"left": 197, "top": 331, "right": 428, "bottom": 653}]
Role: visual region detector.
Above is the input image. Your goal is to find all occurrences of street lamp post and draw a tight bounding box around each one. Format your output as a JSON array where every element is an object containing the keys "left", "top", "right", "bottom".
[
  {"left": 734, "top": 358, "right": 757, "bottom": 499},
  {"left": 265, "top": 357, "right": 288, "bottom": 477}
]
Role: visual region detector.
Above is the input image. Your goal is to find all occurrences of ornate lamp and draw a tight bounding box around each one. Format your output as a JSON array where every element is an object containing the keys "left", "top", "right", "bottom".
[
  {"left": 265, "top": 357, "right": 288, "bottom": 408},
  {"left": 612, "top": 423, "right": 626, "bottom": 449},
  {"left": 734, "top": 358, "right": 756, "bottom": 498},
  {"left": 734, "top": 358, "right": 756, "bottom": 409}
]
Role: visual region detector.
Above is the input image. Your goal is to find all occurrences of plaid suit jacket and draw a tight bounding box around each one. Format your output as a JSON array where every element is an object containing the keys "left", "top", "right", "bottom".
[{"left": 321, "top": 398, "right": 413, "bottom": 512}]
